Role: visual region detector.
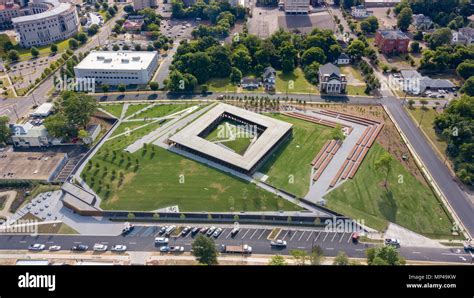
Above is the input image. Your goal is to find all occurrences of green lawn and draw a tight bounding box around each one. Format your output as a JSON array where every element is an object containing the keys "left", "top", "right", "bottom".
[
  {"left": 204, "top": 119, "right": 255, "bottom": 155},
  {"left": 206, "top": 78, "right": 237, "bottom": 92},
  {"left": 406, "top": 107, "right": 447, "bottom": 155},
  {"left": 131, "top": 103, "right": 191, "bottom": 119},
  {"left": 82, "top": 122, "right": 300, "bottom": 212},
  {"left": 124, "top": 104, "right": 149, "bottom": 118},
  {"left": 0, "top": 34, "right": 70, "bottom": 61},
  {"left": 259, "top": 114, "right": 335, "bottom": 197},
  {"left": 324, "top": 142, "right": 454, "bottom": 237},
  {"left": 347, "top": 85, "right": 368, "bottom": 96},
  {"left": 110, "top": 120, "right": 159, "bottom": 137},
  {"left": 99, "top": 104, "right": 124, "bottom": 118},
  {"left": 275, "top": 68, "right": 318, "bottom": 94}
]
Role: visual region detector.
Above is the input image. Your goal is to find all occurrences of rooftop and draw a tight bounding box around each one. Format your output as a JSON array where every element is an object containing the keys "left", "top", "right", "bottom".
[
  {"left": 74, "top": 51, "right": 158, "bottom": 71},
  {"left": 0, "top": 152, "right": 67, "bottom": 181},
  {"left": 12, "top": 0, "right": 72, "bottom": 23},
  {"left": 378, "top": 29, "right": 409, "bottom": 40},
  {"left": 169, "top": 103, "right": 293, "bottom": 172},
  {"left": 319, "top": 63, "right": 341, "bottom": 76}
]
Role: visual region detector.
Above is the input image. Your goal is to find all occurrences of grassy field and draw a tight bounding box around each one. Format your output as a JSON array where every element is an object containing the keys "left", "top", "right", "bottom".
[
  {"left": 275, "top": 68, "right": 318, "bottom": 94},
  {"left": 100, "top": 104, "right": 124, "bottom": 118},
  {"left": 110, "top": 120, "right": 159, "bottom": 137},
  {"left": 204, "top": 119, "right": 255, "bottom": 155},
  {"left": 259, "top": 114, "right": 335, "bottom": 197},
  {"left": 406, "top": 107, "right": 447, "bottom": 154},
  {"left": 347, "top": 85, "right": 368, "bottom": 96},
  {"left": 124, "top": 104, "right": 149, "bottom": 118},
  {"left": 0, "top": 34, "right": 70, "bottom": 61},
  {"left": 206, "top": 78, "right": 237, "bottom": 92},
  {"left": 324, "top": 143, "right": 454, "bottom": 237},
  {"left": 82, "top": 122, "right": 300, "bottom": 212},
  {"left": 131, "top": 104, "right": 191, "bottom": 119}
]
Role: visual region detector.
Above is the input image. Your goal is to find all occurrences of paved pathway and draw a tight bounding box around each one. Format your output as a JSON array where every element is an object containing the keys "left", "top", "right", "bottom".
[
  {"left": 384, "top": 223, "right": 444, "bottom": 248},
  {"left": 0, "top": 191, "right": 16, "bottom": 219}
]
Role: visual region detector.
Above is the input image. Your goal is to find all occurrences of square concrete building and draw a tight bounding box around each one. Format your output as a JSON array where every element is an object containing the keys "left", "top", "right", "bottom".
[{"left": 169, "top": 104, "right": 293, "bottom": 174}]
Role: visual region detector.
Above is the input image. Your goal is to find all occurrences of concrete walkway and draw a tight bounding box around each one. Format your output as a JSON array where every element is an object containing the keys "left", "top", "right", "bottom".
[
  {"left": 302, "top": 110, "right": 367, "bottom": 203},
  {"left": 384, "top": 223, "right": 445, "bottom": 248}
]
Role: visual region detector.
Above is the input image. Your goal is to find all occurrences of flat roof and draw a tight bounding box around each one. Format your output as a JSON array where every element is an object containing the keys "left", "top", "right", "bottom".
[
  {"left": 12, "top": 0, "right": 72, "bottom": 23},
  {"left": 74, "top": 51, "right": 158, "bottom": 71},
  {"left": 0, "top": 152, "right": 66, "bottom": 181},
  {"left": 32, "top": 103, "right": 54, "bottom": 116},
  {"left": 169, "top": 104, "right": 292, "bottom": 171}
]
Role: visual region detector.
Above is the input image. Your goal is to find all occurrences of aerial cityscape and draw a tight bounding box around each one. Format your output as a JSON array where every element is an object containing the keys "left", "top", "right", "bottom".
[{"left": 0, "top": 0, "right": 472, "bottom": 278}]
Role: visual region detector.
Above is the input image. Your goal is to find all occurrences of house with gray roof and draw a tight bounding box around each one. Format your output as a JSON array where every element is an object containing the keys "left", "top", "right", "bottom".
[
  {"left": 399, "top": 69, "right": 455, "bottom": 95},
  {"left": 452, "top": 27, "right": 474, "bottom": 45},
  {"left": 262, "top": 66, "right": 276, "bottom": 91},
  {"left": 318, "top": 63, "right": 347, "bottom": 94},
  {"left": 412, "top": 14, "right": 433, "bottom": 31}
]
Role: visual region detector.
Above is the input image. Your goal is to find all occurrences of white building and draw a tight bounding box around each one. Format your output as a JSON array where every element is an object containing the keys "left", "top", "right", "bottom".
[
  {"left": 31, "top": 102, "right": 54, "bottom": 117},
  {"left": 284, "top": 0, "right": 309, "bottom": 14},
  {"left": 318, "top": 63, "right": 347, "bottom": 94},
  {"left": 132, "top": 0, "right": 157, "bottom": 10},
  {"left": 12, "top": 0, "right": 79, "bottom": 47},
  {"left": 351, "top": 5, "right": 372, "bottom": 18},
  {"left": 452, "top": 27, "right": 474, "bottom": 45},
  {"left": 74, "top": 51, "right": 159, "bottom": 86},
  {"left": 336, "top": 53, "right": 350, "bottom": 65},
  {"left": 9, "top": 123, "right": 59, "bottom": 147}
]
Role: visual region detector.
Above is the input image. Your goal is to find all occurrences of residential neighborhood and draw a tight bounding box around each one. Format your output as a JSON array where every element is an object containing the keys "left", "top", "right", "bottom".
[{"left": 0, "top": 0, "right": 472, "bottom": 292}]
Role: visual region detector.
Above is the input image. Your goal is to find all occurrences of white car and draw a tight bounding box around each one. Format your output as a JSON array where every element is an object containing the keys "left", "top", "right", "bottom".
[
  {"left": 213, "top": 228, "right": 223, "bottom": 238},
  {"left": 155, "top": 237, "right": 169, "bottom": 245},
  {"left": 93, "top": 243, "right": 108, "bottom": 252},
  {"left": 270, "top": 239, "right": 287, "bottom": 248},
  {"left": 28, "top": 244, "right": 45, "bottom": 251},
  {"left": 48, "top": 245, "right": 61, "bottom": 251},
  {"left": 170, "top": 246, "right": 184, "bottom": 252},
  {"left": 111, "top": 245, "right": 127, "bottom": 252},
  {"left": 384, "top": 238, "right": 401, "bottom": 247}
]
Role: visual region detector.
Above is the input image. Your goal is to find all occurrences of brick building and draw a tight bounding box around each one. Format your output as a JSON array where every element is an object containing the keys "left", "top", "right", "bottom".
[{"left": 375, "top": 29, "right": 410, "bottom": 54}]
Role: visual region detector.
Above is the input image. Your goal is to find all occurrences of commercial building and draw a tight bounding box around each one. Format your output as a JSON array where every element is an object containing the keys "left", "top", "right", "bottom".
[
  {"left": 318, "top": 63, "right": 347, "bottom": 94},
  {"left": 169, "top": 104, "right": 293, "bottom": 174},
  {"left": 12, "top": 0, "right": 79, "bottom": 47},
  {"left": 284, "top": 0, "right": 310, "bottom": 14},
  {"left": 399, "top": 69, "right": 456, "bottom": 95},
  {"left": 9, "top": 122, "right": 58, "bottom": 147},
  {"left": 132, "top": 0, "right": 157, "bottom": 10},
  {"left": 74, "top": 51, "right": 159, "bottom": 86},
  {"left": 375, "top": 29, "right": 410, "bottom": 54},
  {"left": 364, "top": 0, "right": 401, "bottom": 7},
  {"left": 0, "top": 1, "right": 23, "bottom": 29}
]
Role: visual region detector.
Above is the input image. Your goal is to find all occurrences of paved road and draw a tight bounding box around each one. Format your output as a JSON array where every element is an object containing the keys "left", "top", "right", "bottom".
[
  {"left": 383, "top": 96, "right": 474, "bottom": 237},
  {"left": 0, "top": 225, "right": 472, "bottom": 263}
]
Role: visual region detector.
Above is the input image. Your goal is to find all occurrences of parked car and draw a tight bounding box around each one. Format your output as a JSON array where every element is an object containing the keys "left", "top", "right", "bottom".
[
  {"left": 351, "top": 232, "right": 360, "bottom": 243},
  {"left": 213, "top": 228, "right": 223, "bottom": 238},
  {"left": 71, "top": 244, "right": 88, "bottom": 251},
  {"left": 28, "top": 244, "right": 45, "bottom": 251},
  {"left": 48, "top": 245, "right": 61, "bottom": 251},
  {"left": 111, "top": 245, "right": 127, "bottom": 252},
  {"left": 206, "top": 227, "right": 216, "bottom": 236},
  {"left": 384, "top": 238, "right": 400, "bottom": 247},
  {"left": 191, "top": 227, "right": 201, "bottom": 235},
  {"left": 122, "top": 223, "right": 135, "bottom": 236},
  {"left": 181, "top": 226, "right": 192, "bottom": 236},
  {"left": 270, "top": 239, "right": 287, "bottom": 248},
  {"left": 160, "top": 246, "right": 170, "bottom": 252},
  {"left": 159, "top": 226, "right": 167, "bottom": 235},
  {"left": 93, "top": 244, "right": 108, "bottom": 252},
  {"left": 200, "top": 227, "right": 209, "bottom": 234},
  {"left": 165, "top": 225, "right": 176, "bottom": 236},
  {"left": 463, "top": 242, "right": 474, "bottom": 252},
  {"left": 170, "top": 246, "right": 185, "bottom": 252},
  {"left": 230, "top": 228, "right": 240, "bottom": 238},
  {"left": 155, "top": 237, "right": 169, "bottom": 245}
]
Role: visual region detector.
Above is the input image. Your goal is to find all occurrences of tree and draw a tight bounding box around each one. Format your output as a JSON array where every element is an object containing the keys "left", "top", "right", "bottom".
[
  {"left": 366, "top": 246, "right": 405, "bottom": 265},
  {"left": 301, "top": 47, "right": 326, "bottom": 67},
  {"left": 333, "top": 251, "right": 350, "bottom": 265},
  {"left": 290, "top": 249, "right": 308, "bottom": 265},
  {"left": 43, "top": 113, "right": 70, "bottom": 138},
  {"left": 397, "top": 7, "right": 413, "bottom": 31},
  {"left": 68, "top": 38, "right": 79, "bottom": 50},
  {"left": 118, "top": 84, "right": 126, "bottom": 93},
  {"left": 428, "top": 28, "right": 452, "bottom": 49},
  {"left": 309, "top": 245, "right": 325, "bottom": 265},
  {"left": 230, "top": 67, "right": 242, "bottom": 84},
  {"left": 360, "top": 16, "right": 379, "bottom": 34},
  {"left": 149, "top": 81, "right": 159, "bottom": 91},
  {"left": 191, "top": 234, "right": 218, "bottom": 265},
  {"left": 410, "top": 41, "right": 420, "bottom": 53},
  {"left": 374, "top": 152, "right": 394, "bottom": 189},
  {"left": 461, "top": 76, "right": 474, "bottom": 96},
  {"left": 76, "top": 32, "right": 88, "bottom": 44},
  {"left": 87, "top": 24, "right": 99, "bottom": 36},
  {"left": 456, "top": 62, "right": 474, "bottom": 80},
  {"left": 407, "top": 99, "right": 415, "bottom": 109},
  {"left": 124, "top": 4, "right": 134, "bottom": 13},
  {"left": 0, "top": 116, "right": 11, "bottom": 145},
  {"left": 59, "top": 92, "right": 98, "bottom": 130},
  {"left": 101, "top": 84, "right": 109, "bottom": 93},
  {"left": 330, "top": 124, "right": 345, "bottom": 140},
  {"left": 7, "top": 50, "right": 19, "bottom": 62},
  {"left": 30, "top": 47, "right": 39, "bottom": 58},
  {"left": 50, "top": 44, "right": 58, "bottom": 54},
  {"left": 347, "top": 40, "right": 366, "bottom": 60},
  {"left": 268, "top": 255, "right": 287, "bottom": 265},
  {"left": 134, "top": 44, "right": 141, "bottom": 51}
]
